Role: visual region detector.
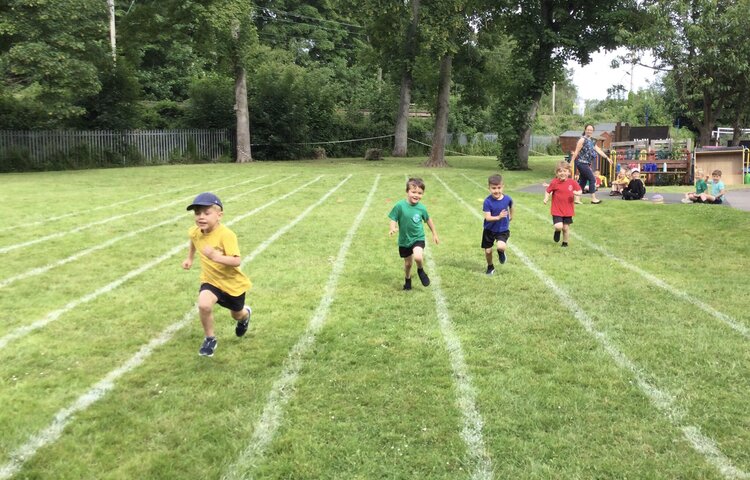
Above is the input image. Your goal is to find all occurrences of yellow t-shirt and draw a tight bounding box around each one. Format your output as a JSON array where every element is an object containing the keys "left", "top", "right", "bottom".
[{"left": 188, "top": 224, "right": 251, "bottom": 296}]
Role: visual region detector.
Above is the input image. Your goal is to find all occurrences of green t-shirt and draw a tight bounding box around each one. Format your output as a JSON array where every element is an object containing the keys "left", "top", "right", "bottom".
[
  {"left": 695, "top": 178, "right": 707, "bottom": 194},
  {"left": 388, "top": 199, "right": 430, "bottom": 247}
]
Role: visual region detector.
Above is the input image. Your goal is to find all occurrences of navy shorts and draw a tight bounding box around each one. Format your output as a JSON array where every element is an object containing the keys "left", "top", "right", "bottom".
[
  {"left": 200, "top": 283, "right": 246, "bottom": 312},
  {"left": 399, "top": 240, "right": 426, "bottom": 258},
  {"left": 481, "top": 229, "right": 510, "bottom": 249},
  {"left": 552, "top": 215, "right": 573, "bottom": 225}
]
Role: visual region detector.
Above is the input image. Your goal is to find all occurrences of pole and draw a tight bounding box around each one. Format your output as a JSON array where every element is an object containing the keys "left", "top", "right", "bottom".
[
  {"left": 107, "top": 0, "right": 116, "bottom": 60},
  {"left": 552, "top": 81, "right": 556, "bottom": 115}
]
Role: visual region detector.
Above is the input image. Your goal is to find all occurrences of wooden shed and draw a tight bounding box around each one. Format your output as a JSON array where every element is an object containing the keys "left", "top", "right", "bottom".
[{"left": 693, "top": 147, "right": 747, "bottom": 186}]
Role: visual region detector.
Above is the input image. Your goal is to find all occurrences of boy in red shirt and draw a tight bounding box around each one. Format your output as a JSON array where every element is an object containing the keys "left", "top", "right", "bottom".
[{"left": 544, "top": 162, "right": 582, "bottom": 247}]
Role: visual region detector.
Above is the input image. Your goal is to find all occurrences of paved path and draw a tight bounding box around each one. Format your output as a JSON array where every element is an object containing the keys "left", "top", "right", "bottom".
[{"left": 517, "top": 184, "right": 750, "bottom": 212}]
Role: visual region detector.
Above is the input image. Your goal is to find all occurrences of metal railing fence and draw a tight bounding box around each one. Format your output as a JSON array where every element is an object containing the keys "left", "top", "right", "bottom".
[{"left": 0, "top": 129, "right": 233, "bottom": 172}]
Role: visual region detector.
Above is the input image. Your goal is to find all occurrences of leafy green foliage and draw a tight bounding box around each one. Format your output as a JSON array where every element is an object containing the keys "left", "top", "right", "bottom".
[{"left": 0, "top": 0, "right": 110, "bottom": 127}]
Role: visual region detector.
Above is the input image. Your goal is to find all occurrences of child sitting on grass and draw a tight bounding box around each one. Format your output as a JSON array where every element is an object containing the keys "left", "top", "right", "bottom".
[
  {"left": 610, "top": 168, "right": 630, "bottom": 196},
  {"left": 682, "top": 169, "right": 708, "bottom": 203},
  {"left": 622, "top": 170, "right": 646, "bottom": 201},
  {"left": 699, "top": 169, "right": 726, "bottom": 204}
]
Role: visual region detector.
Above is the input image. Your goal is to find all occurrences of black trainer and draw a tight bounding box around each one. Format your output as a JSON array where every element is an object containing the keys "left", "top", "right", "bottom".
[
  {"left": 554, "top": 230, "right": 561, "bottom": 243},
  {"left": 486, "top": 265, "right": 495, "bottom": 275},
  {"left": 561, "top": 242, "right": 568, "bottom": 248},
  {"left": 498, "top": 251, "right": 506, "bottom": 264},
  {"left": 403, "top": 278, "right": 412, "bottom": 290},
  {"left": 235, "top": 306, "right": 251, "bottom": 337},
  {"left": 417, "top": 268, "right": 430, "bottom": 287},
  {"left": 199, "top": 337, "right": 218, "bottom": 357}
]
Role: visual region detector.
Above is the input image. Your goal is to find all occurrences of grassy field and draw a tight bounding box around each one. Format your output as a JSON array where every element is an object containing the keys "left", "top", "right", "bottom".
[{"left": 1, "top": 156, "right": 748, "bottom": 479}]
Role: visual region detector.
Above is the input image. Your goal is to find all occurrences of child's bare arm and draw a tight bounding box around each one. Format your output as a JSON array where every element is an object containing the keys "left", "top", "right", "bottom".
[
  {"left": 201, "top": 246, "right": 241, "bottom": 267},
  {"left": 389, "top": 220, "right": 398, "bottom": 236},
  {"left": 543, "top": 191, "right": 551, "bottom": 204},
  {"left": 426, "top": 218, "right": 440, "bottom": 245},
  {"left": 182, "top": 242, "right": 195, "bottom": 269}
]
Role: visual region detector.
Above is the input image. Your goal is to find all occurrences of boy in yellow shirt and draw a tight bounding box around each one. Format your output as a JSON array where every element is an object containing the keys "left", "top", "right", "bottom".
[{"left": 182, "top": 192, "right": 252, "bottom": 357}]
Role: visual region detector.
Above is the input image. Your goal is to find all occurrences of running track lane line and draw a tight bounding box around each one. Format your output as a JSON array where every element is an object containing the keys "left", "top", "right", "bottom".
[
  {"left": 0, "top": 175, "right": 353, "bottom": 479},
  {"left": 424, "top": 251, "right": 494, "bottom": 479},
  {"left": 437, "top": 174, "right": 749, "bottom": 480},
  {"left": 0, "top": 180, "right": 205, "bottom": 234},
  {"left": 221, "top": 175, "right": 375, "bottom": 480},
  {"left": 0, "top": 175, "right": 325, "bottom": 351},
  {"left": 0, "top": 176, "right": 265, "bottom": 254},
  {"left": 460, "top": 173, "right": 749, "bottom": 340},
  {"left": 0, "top": 175, "right": 297, "bottom": 290}
]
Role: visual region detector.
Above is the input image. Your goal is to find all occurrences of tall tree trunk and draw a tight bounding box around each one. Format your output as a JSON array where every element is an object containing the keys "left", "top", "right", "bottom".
[
  {"left": 516, "top": 97, "right": 540, "bottom": 170},
  {"left": 392, "top": 72, "right": 412, "bottom": 157},
  {"left": 392, "top": 0, "right": 420, "bottom": 157},
  {"left": 424, "top": 54, "right": 451, "bottom": 168},
  {"left": 235, "top": 66, "right": 252, "bottom": 162}
]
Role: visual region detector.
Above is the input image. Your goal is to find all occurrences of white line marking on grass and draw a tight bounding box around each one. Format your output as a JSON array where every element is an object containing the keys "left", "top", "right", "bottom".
[
  {"left": 423, "top": 252, "right": 494, "bottom": 480},
  {"left": 0, "top": 176, "right": 325, "bottom": 351},
  {"left": 0, "top": 310, "right": 195, "bottom": 480},
  {"left": 0, "top": 175, "right": 297, "bottom": 290},
  {"left": 0, "top": 181, "right": 206, "bottom": 234},
  {"left": 0, "top": 175, "right": 350, "bottom": 479},
  {"left": 441, "top": 174, "right": 749, "bottom": 480},
  {"left": 460, "top": 174, "right": 749, "bottom": 340},
  {"left": 0, "top": 176, "right": 264, "bottom": 255},
  {"left": 221, "top": 175, "right": 375, "bottom": 480}
]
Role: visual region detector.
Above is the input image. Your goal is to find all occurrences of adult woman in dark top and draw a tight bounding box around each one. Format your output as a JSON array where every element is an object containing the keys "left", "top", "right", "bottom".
[{"left": 571, "top": 124, "right": 612, "bottom": 204}]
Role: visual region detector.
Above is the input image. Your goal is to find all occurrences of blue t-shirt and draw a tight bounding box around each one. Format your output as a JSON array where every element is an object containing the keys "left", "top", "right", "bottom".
[
  {"left": 483, "top": 194, "right": 513, "bottom": 233},
  {"left": 710, "top": 180, "right": 725, "bottom": 196}
]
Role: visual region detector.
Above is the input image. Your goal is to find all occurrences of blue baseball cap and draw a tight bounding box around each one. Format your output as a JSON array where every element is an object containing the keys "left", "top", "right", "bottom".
[{"left": 187, "top": 192, "right": 223, "bottom": 211}]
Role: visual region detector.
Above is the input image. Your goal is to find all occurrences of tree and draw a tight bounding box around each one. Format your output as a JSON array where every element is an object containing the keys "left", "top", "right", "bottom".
[
  {"left": 421, "top": 0, "right": 474, "bottom": 168},
  {"left": 642, "top": 0, "right": 750, "bottom": 146},
  {"left": 481, "top": 0, "right": 640, "bottom": 169},
  {"left": 0, "top": 0, "right": 110, "bottom": 127}
]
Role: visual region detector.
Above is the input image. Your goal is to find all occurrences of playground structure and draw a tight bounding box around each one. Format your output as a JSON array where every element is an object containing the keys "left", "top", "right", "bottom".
[
  {"left": 693, "top": 146, "right": 750, "bottom": 186},
  {"left": 607, "top": 139, "right": 693, "bottom": 186}
]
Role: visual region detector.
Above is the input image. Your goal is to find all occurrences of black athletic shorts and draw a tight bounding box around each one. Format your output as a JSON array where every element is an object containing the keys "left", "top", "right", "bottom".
[
  {"left": 552, "top": 215, "right": 573, "bottom": 225},
  {"left": 399, "top": 240, "right": 426, "bottom": 258},
  {"left": 200, "top": 283, "right": 246, "bottom": 312},
  {"left": 481, "top": 229, "right": 510, "bottom": 249}
]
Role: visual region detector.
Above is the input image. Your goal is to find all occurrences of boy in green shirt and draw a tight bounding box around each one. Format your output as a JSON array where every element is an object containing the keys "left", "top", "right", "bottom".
[
  {"left": 388, "top": 178, "right": 440, "bottom": 290},
  {"left": 683, "top": 169, "right": 708, "bottom": 203}
]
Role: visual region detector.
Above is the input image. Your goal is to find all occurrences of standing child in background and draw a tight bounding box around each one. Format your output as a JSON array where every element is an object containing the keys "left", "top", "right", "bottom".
[
  {"left": 544, "top": 162, "right": 582, "bottom": 247},
  {"left": 482, "top": 174, "right": 514, "bottom": 275},
  {"left": 682, "top": 169, "right": 708, "bottom": 203},
  {"left": 182, "top": 192, "right": 252, "bottom": 357},
  {"left": 389, "top": 177, "right": 440, "bottom": 290},
  {"left": 610, "top": 168, "right": 630, "bottom": 196},
  {"left": 699, "top": 169, "right": 726, "bottom": 204},
  {"left": 622, "top": 170, "right": 646, "bottom": 200}
]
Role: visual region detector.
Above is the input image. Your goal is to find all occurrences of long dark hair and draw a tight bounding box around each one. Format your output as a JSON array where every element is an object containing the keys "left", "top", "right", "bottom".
[{"left": 582, "top": 123, "right": 594, "bottom": 136}]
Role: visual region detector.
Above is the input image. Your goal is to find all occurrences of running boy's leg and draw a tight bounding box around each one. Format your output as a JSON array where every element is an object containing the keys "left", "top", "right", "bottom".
[
  {"left": 412, "top": 245, "right": 430, "bottom": 286},
  {"left": 198, "top": 288, "right": 219, "bottom": 338}
]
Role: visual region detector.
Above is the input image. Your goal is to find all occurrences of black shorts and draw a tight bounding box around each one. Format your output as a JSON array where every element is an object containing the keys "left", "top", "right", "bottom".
[
  {"left": 399, "top": 240, "right": 426, "bottom": 258},
  {"left": 552, "top": 215, "right": 573, "bottom": 225},
  {"left": 199, "top": 283, "right": 246, "bottom": 312},
  {"left": 481, "top": 229, "right": 510, "bottom": 249},
  {"left": 708, "top": 197, "right": 723, "bottom": 204}
]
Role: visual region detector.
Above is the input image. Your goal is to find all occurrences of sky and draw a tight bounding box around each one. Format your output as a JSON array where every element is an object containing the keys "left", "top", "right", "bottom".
[{"left": 566, "top": 47, "right": 659, "bottom": 102}]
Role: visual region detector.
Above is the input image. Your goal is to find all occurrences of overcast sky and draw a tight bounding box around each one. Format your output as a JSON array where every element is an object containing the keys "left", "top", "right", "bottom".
[{"left": 566, "top": 48, "right": 660, "bottom": 101}]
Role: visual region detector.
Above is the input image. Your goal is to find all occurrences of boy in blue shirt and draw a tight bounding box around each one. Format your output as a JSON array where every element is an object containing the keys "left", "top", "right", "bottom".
[
  {"left": 388, "top": 177, "right": 440, "bottom": 290},
  {"left": 699, "top": 169, "right": 726, "bottom": 204},
  {"left": 482, "top": 174, "right": 514, "bottom": 275}
]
